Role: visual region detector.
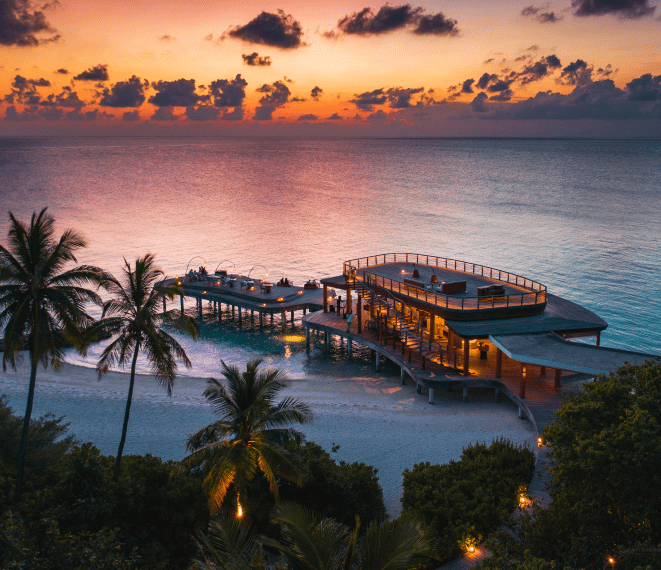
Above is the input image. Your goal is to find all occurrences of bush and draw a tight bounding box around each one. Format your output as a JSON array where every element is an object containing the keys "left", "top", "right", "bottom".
[
  {"left": 237, "top": 441, "right": 386, "bottom": 535},
  {"left": 492, "top": 360, "right": 661, "bottom": 570},
  {"left": 401, "top": 438, "right": 535, "bottom": 562}
]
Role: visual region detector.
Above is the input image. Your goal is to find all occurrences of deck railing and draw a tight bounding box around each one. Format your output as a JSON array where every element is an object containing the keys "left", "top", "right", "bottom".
[{"left": 343, "top": 253, "right": 547, "bottom": 312}]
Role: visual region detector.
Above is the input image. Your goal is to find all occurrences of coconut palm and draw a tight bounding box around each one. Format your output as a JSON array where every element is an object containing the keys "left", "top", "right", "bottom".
[
  {"left": 183, "top": 359, "right": 313, "bottom": 515},
  {"left": 91, "top": 253, "right": 199, "bottom": 479},
  {"left": 0, "top": 208, "right": 107, "bottom": 500},
  {"left": 267, "top": 503, "right": 435, "bottom": 570}
]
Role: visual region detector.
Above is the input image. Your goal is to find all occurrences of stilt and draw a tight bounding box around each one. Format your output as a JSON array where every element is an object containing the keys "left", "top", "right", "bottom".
[
  {"left": 496, "top": 348, "right": 503, "bottom": 378},
  {"left": 357, "top": 294, "right": 362, "bottom": 333},
  {"left": 238, "top": 307, "right": 242, "bottom": 326},
  {"left": 540, "top": 365, "right": 546, "bottom": 376},
  {"left": 463, "top": 338, "right": 470, "bottom": 376},
  {"left": 375, "top": 352, "right": 381, "bottom": 372},
  {"left": 305, "top": 327, "right": 310, "bottom": 347},
  {"left": 518, "top": 407, "right": 524, "bottom": 419},
  {"left": 347, "top": 339, "right": 352, "bottom": 358},
  {"left": 494, "top": 388, "right": 500, "bottom": 403},
  {"left": 303, "top": 308, "right": 306, "bottom": 315},
  {"left": 271, "top": 313, "right": 274, "bottom": 324},
  {"left": 463, "top": 387, "right": 468, "bottom": 403},
  {"left": 323, "top": 284, "right": 328, "bottom": 313},
  {"left": 346, "top": 293, "right": 352, "bottom": 314},
  {"left": 180, "top": 295, "right": 184, "bottom": 313},
  {"left": 163, "top": 297, "right": 167, "bottom": 311},
  {"left": 325, "top": 331, "right": 330, "bottom": 350},
  {"left": 429, "top": 315, "right": 435, "bottom": 349},
  {"left": 596, "top": 331, "right": 601, "bottom": 346},
  {"left": 281, "top": 312, "right": 286, "bottom": 332},
  {"left": 259, "top": 312, "right": 263, "bottom": 328},
  {"left": 400, "top": 367, "right": 406, "bottom": 385},
  {"left": 429, "top": 387, "right": 435, "bottom": 405},
  {"left": 554, "top": 368, "right": 562, "bottom": 388},
  {"left": 416, "top": 383, "right": 422, "bottom": 394},
  {"left": 232, "top": 305, "right": 235, "bottom": 317},
  {"left": 290, "top": 310, "right": 294, "bottom": 323}
]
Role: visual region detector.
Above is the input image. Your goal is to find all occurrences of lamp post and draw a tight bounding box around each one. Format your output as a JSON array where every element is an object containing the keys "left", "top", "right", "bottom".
[
  {"left": 247, "top": 264, "right": 269, "bottom": 281},
  {"left": 185, "top": 256, "right": 207, "bottom": 275},
  {"left": 214, "top": 259, "right": 235, "bottom": 274}
]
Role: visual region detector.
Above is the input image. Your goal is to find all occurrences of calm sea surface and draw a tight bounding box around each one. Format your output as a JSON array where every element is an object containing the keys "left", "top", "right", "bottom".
[{"left": 0, "top": 138, "right": 659, "bottom": 506}]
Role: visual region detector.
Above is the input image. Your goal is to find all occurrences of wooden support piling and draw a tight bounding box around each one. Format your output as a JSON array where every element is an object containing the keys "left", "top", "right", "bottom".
[
  {"left": 496, "top": 348, "right": 503, "bottom": 378},
  {"left": 463, "top": 338, "right": 470, "bottom": 376}
]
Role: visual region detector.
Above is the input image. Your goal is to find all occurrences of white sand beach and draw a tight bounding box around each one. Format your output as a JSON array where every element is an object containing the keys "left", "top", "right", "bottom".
[{"left": 0, "top": 359, "right": 535, "bottom": 515}]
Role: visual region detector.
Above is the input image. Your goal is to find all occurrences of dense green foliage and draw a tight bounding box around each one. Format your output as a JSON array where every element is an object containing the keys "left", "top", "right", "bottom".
[
  {"left": 402, "top": 438, "right": 535, "bottom": 563},
  {"left": 241, "top": 441, "right": 386, "bottom": 533},
  {"left": 0, "top": 398, "right": 209, "bottom": 570},
  {"left": 478, "top": 361, "right": 661, "bottom": 570}
]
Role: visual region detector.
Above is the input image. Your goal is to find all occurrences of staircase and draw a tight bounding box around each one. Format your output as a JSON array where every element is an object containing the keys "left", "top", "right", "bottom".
[{"left": 346, "top": 267, "right": 458, "bottom": 369}]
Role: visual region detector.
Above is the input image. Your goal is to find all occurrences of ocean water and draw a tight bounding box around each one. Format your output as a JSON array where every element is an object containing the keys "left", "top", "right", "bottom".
[{"left": 1, "top": 137, "right": 659, "bottom": 512}]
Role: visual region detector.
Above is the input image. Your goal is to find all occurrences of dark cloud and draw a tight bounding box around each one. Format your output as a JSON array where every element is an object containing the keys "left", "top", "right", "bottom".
[
  {"left": 489, "top": 89, "right": 514, "bottom": 102},
  {"left": 123, "top": 110, "right": 140, "bottom": 121},
  {"left": 209, "top": 74, "right": 247, "bottom": 107},
  {"left": 488, "top": 79, "right": 513, "bottom": 93},
  {"left": 253, "top": 80, "right": 291, "bottom": 120},
  {"left": 476, "top": 73, "right": 498, "bottom": 90},
  {"left": 484, "top": 58, "right": 495, "bottom": 64},
  {"left": 559, "top": 59, "right": 591, "bottom": 85},
  {"left": 471, "top": 92, "right": 488, "bottom": 112},
  {"left": 0, "top": 0, "right": 60, "bottom": 46},
  {"left": 55, "top": 68, "right": 68, "bottom": 74},
  {"left": 311, "top": 86, "right": 323, "bottom": 100},
  {"left": 626, "top": 73, "right": 661, "bottom": 101},
  {"left": 290, "top": 96, "right": 306, "bottom": 102},
  {"left": 485, "top": 78, "right": 661, "bottom": 120},
  {"left": 516, "top": 54, "right": 562, "bottom": 84},
  {"left": 386, "top": 86, "right": 424, "bottom": 107},
  {"left": 74, "top": 64, "right": 109, "bottom": 82},
  {"left": 40, "top": 89, "right": 85, "bottom": 109},
  {"left": 242, "top": 52, "right": 272, "bottom": 66},
  {"left": 149, "top": 78, "right": 205, "bottom": 107},
  {"left": 66, "top": 108, "right": 113, "bottom": 121},
  {"left": 521, "top": 5, "right": 563, "bottom": 23},
  {"left": 368, "top": 109, "right": 390, "bottom": 120},
  {"left": 99, "top": 76, "right": 148, "bottom": 108},
  {"left": 461, "top": 78, "right": 475, "bottom": 93},
  {"left": 3, "top": 74, "right": 50, "bottom": 103},
  {"left": 332, "top": 4, "right": 459, "bottom": 37},
  {"left": 185, "top": 105, "right": 220, "bottom": 121},
  {"left": 297, "top": 113, "right": 317, "bottom": 121},
  {"left": 150, "top": 107, "right": 178, "bottom": 121},
  {"left": 158, "top": 34, "right": 174, "bottom": 41},
  {"left": 412, "top": 12, "right": 459, "bottom": 35},
  {"left": 327, "top": 113, "right": 343, "bottom": 120},
  {"left": 4, "top": 105, "right": 40, "bottom": 121},
  {"left": 350, "top": 88, "right": 387, "bottom": 110},
  {"left": 527, "top": 45, "right": 539, "bottom": 51},
  {"left": 572, "top": 0, "right": 656, "bottom": 18},
  {"left": 228, "top": 10, "right": 305, "bottom": 49},
  {"left": 220, "top": 106, "right": 244, "bottom": 121}
]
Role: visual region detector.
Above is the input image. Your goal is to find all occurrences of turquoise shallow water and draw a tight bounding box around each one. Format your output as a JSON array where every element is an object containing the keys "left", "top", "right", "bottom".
[{"left": 0, "top": 137, "right": 659, "bottom": 511}]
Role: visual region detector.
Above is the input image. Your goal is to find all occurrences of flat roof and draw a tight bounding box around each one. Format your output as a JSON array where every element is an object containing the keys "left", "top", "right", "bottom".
[
  {"left": 446, "top": 293, "right": 607, "bottom": 338},
  {"left": 490, "top": 332, "right": 655, "bottom": 375}
]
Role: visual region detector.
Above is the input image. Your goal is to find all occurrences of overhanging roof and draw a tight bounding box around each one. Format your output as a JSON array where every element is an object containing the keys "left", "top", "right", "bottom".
[{"left": 489, "top": 332, "right": 656, "bottom": 375}]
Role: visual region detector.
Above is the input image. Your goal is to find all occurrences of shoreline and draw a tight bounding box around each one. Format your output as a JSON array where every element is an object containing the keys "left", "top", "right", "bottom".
[{"left": 1, "top": 357, "right": 536, "bottom": 515}]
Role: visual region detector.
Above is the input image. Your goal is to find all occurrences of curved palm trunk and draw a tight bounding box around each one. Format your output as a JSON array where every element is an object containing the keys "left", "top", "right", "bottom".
[
  {"left": 114, "top": 344, "right": 140, "bottom": 480},
  {"left": 15, "top": 358, "right": 38, "bottom": 501}
]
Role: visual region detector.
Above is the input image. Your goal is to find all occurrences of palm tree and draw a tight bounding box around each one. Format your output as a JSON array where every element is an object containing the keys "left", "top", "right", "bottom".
[
  {"left": 267, "top": 503, "right": 435, "bottom": 570},
  {"left": 91, "top": 253, "right": 199, "bottom": 479},
  {"left": 182, "top": 359, "right": 313, "bottom": 515},
  {"left": 0, "top": 208, "right": 107, "bottom": 500}
]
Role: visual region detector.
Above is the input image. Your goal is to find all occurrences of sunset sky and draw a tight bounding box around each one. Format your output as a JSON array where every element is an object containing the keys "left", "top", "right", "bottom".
[{"left": 1, "top": 0, "right": 660, "bottom": 136}]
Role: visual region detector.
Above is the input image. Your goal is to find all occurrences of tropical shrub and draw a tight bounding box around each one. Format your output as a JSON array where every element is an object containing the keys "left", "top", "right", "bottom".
[{"left": 402, "top": 438, "right": 535, "bottom": 562}]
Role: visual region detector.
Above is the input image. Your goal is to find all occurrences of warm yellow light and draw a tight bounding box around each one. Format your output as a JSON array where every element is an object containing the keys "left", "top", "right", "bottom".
[
  {"left": 469, "top": 546, "right": 475, "bottom": 553},
  {"left": 238, "top": 273, "right": 242, "bottom": 277},
  {"left": 278, "top": 297, "right": 284, "bottom": 302},
  {"left": 328, "top": 296, "right": 333, "bottom": 301},
  {"left": 297, "top": 291, "right": 303, "bottom": 295},
  {"left": 401, "top": 269, "right": 405, "bottom": 273},
  {"left": 203, "top": 291, "right": 207, "bottom": 294},
  {"left": 266, "top": 273, "right": 269, "bottom": 276},
  {"left": 176, "top": 281, "right": 181, "bottom": 286},
  {"left": 237, "top": 503, "right": 243, "bottom": 518},
  {"left": 283, "top": 334, "right": 306, "bottom": 343},
  {"left": 538, "top": 437, "right": 543, "bottom": 446},
  {"left": 519, "top": 495, "right": 526, "bottom": 504},
  {"left": 262, "top": 303, "right": 266, "bottom": 307},
  {"left": 608, "top": 557, "right": 615, "bottom": 565}
]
